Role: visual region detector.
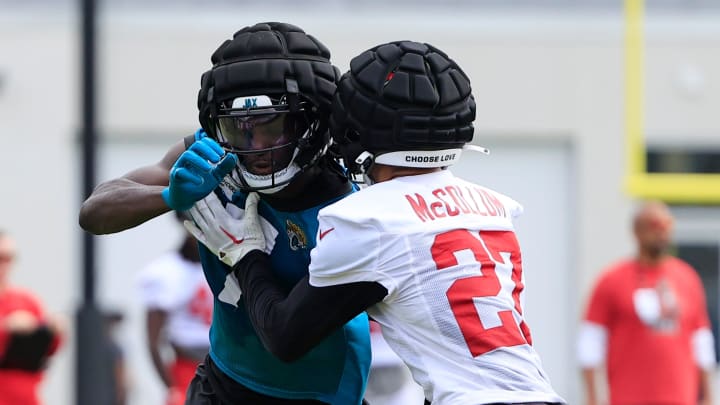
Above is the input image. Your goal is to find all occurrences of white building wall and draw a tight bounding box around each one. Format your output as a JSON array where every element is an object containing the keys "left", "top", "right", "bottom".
[{"left": 1, "top": 5, "right": 719, "bottom": 405}]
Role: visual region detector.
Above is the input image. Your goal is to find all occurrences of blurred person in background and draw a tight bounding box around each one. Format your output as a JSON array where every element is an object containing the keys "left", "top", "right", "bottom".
[
  {"left": 185, "top": 39, "right": 565, "bottom": 405},
  {"left": 79, "top": 22, "right": 371, "bottom": 404},
  {"left": 137, "top": 212, "right": 211, "bottom": 405},
  {"left": 103, "top": 310, "right": 129, "bottom": 405},
  {"left": 578, "top": 200, "right": 716, "bottom": 405},
  {"left": 0, "top": 230, "right": 65, "bottom": 405}
]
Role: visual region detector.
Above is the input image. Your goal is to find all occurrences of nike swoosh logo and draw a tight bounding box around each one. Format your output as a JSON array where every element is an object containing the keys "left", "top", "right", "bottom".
[
  {"left": 220, "top": 227, "right": 244, "bottom": 244},
  {"left": 319, "top": 227, "right": 335, "bottom": 240}
]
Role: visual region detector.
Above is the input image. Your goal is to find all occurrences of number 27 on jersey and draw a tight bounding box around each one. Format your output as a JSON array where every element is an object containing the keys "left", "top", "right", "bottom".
[{"left": 431, "top": 229, "right": 532, "bottom": 356}]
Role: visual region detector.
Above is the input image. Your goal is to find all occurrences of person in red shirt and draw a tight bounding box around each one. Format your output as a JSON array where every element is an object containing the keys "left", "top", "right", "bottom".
[
  {"left": 0, "top": 231, "right": 65, "bottom": 405},
  {"left": 578, "top": 201, "right": 715, "bottom": 405}
]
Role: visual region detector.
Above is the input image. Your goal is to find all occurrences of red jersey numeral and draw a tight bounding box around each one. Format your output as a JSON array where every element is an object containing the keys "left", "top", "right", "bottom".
[
  {"left": 431, "top": 229, "right": 531, "bottom": 356},
  {"left": 188, "top": 287, "right": 213, "bottom": 326}
]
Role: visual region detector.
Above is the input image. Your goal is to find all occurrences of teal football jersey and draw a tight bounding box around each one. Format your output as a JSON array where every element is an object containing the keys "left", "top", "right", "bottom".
[{"left": 198, "top": 189, "right": 370, "bottom": 404}]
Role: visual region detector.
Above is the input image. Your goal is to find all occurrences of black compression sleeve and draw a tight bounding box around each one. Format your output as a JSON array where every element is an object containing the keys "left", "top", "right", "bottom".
[
  {"left": 234, "top": 250, "right": 388, "bottom": 362},
  {"left": 0, "top": 326, "right": 54, "bottom": 371}
]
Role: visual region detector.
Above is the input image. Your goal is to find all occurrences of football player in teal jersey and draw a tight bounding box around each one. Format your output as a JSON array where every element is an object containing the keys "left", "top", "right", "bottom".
[
  {"left": 184, "top": 40, "right": 566, "bottom": 405},
  {"left": 79, "top": 22, "right": 371, "bottom": 405}
]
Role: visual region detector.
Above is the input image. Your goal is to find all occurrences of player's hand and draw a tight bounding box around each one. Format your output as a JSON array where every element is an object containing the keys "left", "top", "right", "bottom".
[
  {"left": 184, "top": 192, "right": 266, "bottom": 267},
  {"left": 161, "top": 137, "right": 238, "bottom": 211},
  {"left": 4, "top": 310, "right": 40, "bottom": 334}
]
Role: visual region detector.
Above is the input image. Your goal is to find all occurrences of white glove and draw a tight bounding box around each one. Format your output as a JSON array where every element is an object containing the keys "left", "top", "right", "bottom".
[{"left": 184, "top": 192, "right": 266, "bottom": 267}]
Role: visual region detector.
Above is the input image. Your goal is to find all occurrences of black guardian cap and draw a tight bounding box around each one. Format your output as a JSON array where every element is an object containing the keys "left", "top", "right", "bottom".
[
  {"left": 330, "top": 40, "right": 476, "bottom": 177},
  {"left": 198, "top": 22, "right": 341, "bottom": 193}
]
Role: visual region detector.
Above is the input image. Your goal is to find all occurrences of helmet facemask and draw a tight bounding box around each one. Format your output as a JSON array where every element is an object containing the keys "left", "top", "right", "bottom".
[{"left": 213, "top": 95, "right": 320, "bottom": 194}]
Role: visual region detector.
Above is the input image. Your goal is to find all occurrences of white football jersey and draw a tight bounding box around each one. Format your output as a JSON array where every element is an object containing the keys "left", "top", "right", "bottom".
[
  {"left": 310, "top": 170, "right": 564, "bottom": 405},
  {"left": 137, "top": 251, "right": 212, "bottom": 349}
]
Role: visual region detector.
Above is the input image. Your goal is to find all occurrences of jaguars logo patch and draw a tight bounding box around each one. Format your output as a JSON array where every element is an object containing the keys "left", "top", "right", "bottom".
[{"left": 286, "top": 220, "right": 308, "bottom": 251}]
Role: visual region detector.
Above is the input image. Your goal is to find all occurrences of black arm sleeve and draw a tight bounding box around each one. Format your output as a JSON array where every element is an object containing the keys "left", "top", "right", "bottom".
[
  {"left": 234, "top": 250, "right": 388, "bottom": 362},
  {"left": 0, "top": 326, "right": 54, "bottom": 371}
]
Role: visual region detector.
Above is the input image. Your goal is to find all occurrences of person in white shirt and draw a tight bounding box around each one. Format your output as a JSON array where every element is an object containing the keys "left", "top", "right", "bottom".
[
  {"left": 137, "top": 212, "right": 212, "bottom": 405},
  {"left": 185, "top": 40, "right": 565, "bottom": 405}
]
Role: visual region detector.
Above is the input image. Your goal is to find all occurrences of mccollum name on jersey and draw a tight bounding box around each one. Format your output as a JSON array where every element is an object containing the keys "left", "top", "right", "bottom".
[{"left": 405, "top": 185, "right": 507, "bottom": 222}]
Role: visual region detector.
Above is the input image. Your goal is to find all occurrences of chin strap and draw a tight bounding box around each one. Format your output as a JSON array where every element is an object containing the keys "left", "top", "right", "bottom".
[{"left": 350, "top": 151, "right": 375, "bottom": 185}]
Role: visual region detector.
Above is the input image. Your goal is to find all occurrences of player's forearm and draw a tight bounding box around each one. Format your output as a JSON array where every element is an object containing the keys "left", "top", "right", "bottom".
[
  {"left": 79, "top": 179, "right": 170, "bottom": 234},
  {"left": 699, "top": 368, "right": 714, "bottom": 405},
  {"left": 236, "top": 250, "right": 386, "bottom": 362},
  {"left": 149, "top": 347, "right": 172, "bottom": 388},
  {"left": 235, "top": 251, "right": 330, "bottom": 362},
  {"left": 581, "top": 368, "right": 599, "bottom": 405}
]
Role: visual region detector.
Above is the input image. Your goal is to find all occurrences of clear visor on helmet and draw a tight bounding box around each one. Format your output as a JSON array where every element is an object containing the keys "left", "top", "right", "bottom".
[
  {"left": 217, "top": 113, "right": 308, "bottom": 177},
  {"left": 217, "top": 113, "right": 292, "bottom": 151},
  {"left": 212, "top": 95, "right": 315, "bottom": 193}
]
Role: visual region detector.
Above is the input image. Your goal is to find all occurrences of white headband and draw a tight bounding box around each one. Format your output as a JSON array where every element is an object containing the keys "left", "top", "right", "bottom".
[
  {"left": 373, "top": 149, "right": 463, "bottom": 168},
  {"left": 371, "top": 145, "right": 489, "bottom": 169}
]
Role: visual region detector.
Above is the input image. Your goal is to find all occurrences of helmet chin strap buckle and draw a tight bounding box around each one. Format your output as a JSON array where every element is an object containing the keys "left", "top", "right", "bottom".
[
  {"left": 354, "top": 151, "right": 374, "bottom": 174},
  {"left": 347, "top": 150, "right": 375, "bottom": 185}
]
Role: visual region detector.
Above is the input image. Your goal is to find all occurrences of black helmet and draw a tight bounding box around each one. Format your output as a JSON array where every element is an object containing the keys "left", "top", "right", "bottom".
[
  {"left": 329, "top": 40, "right": 476, "bottom": 178},
  {"left": 198, "top": 22, "right": 341, "bottom": 193}
]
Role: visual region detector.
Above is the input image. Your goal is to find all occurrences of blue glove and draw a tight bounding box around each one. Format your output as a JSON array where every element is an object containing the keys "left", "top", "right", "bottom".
[{"left": 162, "top": 137, "right": 238, "bottom": 211}]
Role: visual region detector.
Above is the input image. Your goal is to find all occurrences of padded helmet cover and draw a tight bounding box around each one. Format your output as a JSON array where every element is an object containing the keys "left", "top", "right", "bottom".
[
  {"left": 198, "top": 22, "right": 340, "bottom": 136},
  {"left": 330, "top": 41, "right": 476, "bottom": 155}
]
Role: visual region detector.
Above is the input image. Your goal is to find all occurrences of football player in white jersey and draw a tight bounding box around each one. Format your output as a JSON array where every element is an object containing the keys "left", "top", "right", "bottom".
[
  {"left": 186, "top": 40, "right": 566, "bottom": 405},
  {"left": 137, "top": 212, "right": 211, "bottom": 405}
]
